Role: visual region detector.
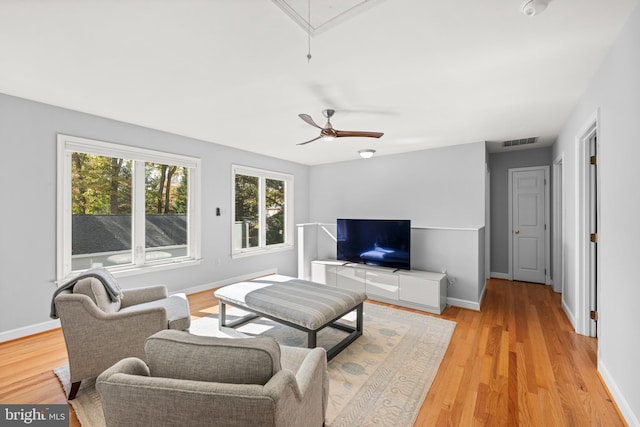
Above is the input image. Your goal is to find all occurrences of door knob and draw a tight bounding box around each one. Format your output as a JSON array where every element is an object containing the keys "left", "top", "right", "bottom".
[{"left": 514, "top": 229, "right": 520, "bottom": 234}]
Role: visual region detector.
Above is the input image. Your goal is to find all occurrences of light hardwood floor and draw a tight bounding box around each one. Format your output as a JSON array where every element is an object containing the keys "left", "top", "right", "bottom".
[{"left": 0, "top": 279, "right": 625, "bottom": 426}]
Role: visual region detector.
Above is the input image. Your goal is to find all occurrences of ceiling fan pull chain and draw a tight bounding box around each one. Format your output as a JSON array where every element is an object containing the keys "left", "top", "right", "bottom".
[{"left": 307, "top": 0, "right": 312, "bottom": 62}]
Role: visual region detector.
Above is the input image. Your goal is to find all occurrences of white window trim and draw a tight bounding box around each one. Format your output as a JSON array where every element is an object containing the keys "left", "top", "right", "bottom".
[
  {"left": 231, "top": 164, "right": 294, "bottom": 258},
  {"left": 56, "top": 134, "right": 202, "bottom": 282}
]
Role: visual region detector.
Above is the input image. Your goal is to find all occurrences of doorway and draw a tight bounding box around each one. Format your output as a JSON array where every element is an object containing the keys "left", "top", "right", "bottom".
[
  {"left": 508, "top": 166, "right": 550, "bottom": 284},
  {"left": 577, "top": 115, "right": 599, "bottom": 338}
]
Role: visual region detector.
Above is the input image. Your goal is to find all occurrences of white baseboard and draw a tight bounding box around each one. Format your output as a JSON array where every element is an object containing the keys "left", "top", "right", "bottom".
[
  {"left": 0, "top": 269, "right": 279, "bottom": 344},
  {"left": 0, "top": 319, "right": 61, "bottom": 343},
  {"left": 599, "top": 360, "right": 639, "bottom": 427},
  {"left": 490, "top": 272, "right": 510, "bottom": 280},
  {"left": 447, "top": 296, "right": 481, "bottom": 311},
  {"left": 561, "top": 298, "right": 577, "bottom": 331},
  {"left": 477, "top": 281, "right": 487, "bottom": 310}
]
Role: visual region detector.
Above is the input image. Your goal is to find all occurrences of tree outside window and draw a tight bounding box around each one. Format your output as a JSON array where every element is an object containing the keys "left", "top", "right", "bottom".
[
  {"left": 70, "top": 155, "right": 189, "bottom": 270},
  {"left": 71, "top": 153, "right": 134, "bottom": 268},
  {"left": 232, "top": 166, "right": 292, "bottom": 256},
  {"left": 266, "top": 178, "right": 285, "bottom": 245},
  {"left": 59, "top": 134, "right": 199, "bottom": 280},
  {"left": 235, "top": 174, "right": 260, "bottom": 249}
]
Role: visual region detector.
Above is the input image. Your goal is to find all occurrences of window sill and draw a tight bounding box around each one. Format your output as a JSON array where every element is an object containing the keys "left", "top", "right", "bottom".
[
  {"left": 58, "top": 258, "right": 202, "bottom": 285},
  {"left": 110, "top": 258, "right": 202, "bottom": 279}
]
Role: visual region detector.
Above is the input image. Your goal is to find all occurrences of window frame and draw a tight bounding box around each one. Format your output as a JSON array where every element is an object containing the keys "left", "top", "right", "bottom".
[
  {"left": 231, "top": 164, "right": 294, "bottom": 258},
  {"left": 56, "top": 134, "right": 202, "bottom": 281}
]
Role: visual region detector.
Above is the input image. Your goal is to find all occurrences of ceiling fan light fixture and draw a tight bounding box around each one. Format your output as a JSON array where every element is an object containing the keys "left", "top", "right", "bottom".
[
  {"left": 322, "top": 135, "right": 335, "bottom": 142},
  {"left": 358, "top": 149, "right": 376, "bottom": 159},
  {"left": 522, "top": 0, "right": 549, "bottom": 17}
]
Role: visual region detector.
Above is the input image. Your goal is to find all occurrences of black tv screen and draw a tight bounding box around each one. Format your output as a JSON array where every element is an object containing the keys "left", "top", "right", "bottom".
[{"left": 336, "top": 219, "right": 411, "bottom": 270}]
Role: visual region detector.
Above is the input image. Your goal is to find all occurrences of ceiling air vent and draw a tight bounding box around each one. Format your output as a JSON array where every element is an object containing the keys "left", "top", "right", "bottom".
[{"left": 503, "top": 137, "right": 539, "bottom": 147}]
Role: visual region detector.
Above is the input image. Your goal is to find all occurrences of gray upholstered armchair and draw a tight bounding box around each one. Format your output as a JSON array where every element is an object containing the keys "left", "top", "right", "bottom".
[
  {"left": 96, "top": 330, "right": 329, "bottom": 427},
  {"left": 53, "top": 275, "right": 191, "bottom": 399}
]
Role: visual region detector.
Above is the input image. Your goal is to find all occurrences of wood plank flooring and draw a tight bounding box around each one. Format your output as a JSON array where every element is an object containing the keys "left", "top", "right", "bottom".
[{"left": 0, "top": 279, "right": 625, "bottom": 426}]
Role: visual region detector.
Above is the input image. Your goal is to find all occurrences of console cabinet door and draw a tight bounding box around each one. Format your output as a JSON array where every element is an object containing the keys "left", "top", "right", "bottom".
[
  {"left": 366, "top": 271, "right": 399, "bottom": 300},
  {"left": 336, "top": 266, "right": 366, "bottom": 293},
  {"left": 399, "top": 274, "right": 440, "bottom": 309},
  {"left": 311, "top": 262, "right": 336, "bottom": 286}
]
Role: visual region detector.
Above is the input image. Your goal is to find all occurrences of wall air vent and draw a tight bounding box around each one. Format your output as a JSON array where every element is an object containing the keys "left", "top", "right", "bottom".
[{"left": 503, "top": 137, "right": 539, "bottom": 147}]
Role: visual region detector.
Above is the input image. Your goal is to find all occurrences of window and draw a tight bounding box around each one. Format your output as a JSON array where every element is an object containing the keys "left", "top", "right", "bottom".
[
  {"left": 232, "top": 165, "right": 293, "bottom": 256},
  {"left": 57, "top": 134, "right": 201, "bottom": 280}
]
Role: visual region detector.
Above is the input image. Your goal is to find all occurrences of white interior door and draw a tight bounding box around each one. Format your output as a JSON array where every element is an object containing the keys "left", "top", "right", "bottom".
[
  {"left": 512, "top": 168, "right": 546, "bottom": 284},
  {"left": 589, "top": 133, "right": 598, "bottom": 337}
]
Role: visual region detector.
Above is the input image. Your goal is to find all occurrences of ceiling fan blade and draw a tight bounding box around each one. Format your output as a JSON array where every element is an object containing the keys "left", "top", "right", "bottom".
[
  {"left": 296, "top": 135, "right": 322, "bottom": 146},
  {"left": 335, "top": 130, "right": 384, "bottom": 139},
  {"left": 298, "top": 114, "right": 323, "bottom": 129}
]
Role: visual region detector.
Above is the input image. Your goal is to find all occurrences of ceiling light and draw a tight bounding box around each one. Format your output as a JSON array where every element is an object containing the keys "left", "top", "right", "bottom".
[
  {"left": 358, "top": 149, "right": 376, "bottom": 159},
  {"left": 322, "top": 135, "right": 335, "bottom": 142},
  {"left": 522, "top": 0, "right": 549, "bottom": 17}
]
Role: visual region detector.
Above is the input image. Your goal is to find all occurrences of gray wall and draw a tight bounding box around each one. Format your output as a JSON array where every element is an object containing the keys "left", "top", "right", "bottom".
[
  {"left": 307, "top": 142, "right": 488, "bottom": 306},
  {"left": 309, "top": 142, "right": 486, "bottom": 228},
  {"left": 553, "top": 2, "right": 640, "bottom": 424},
  {"left": 488, "top": 147, "right": 552, "bottom": 275},
  {"left": 0, "top": 93, "right": 310, "bottom": 337}
]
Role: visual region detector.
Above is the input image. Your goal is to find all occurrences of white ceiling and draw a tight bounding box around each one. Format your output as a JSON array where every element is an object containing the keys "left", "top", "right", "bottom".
[
  {"left": 0, "top": 0, "right": 637, "bottom": 165},
  {"left": 272, "top": 0, "right": 388, "bottom": 35}
]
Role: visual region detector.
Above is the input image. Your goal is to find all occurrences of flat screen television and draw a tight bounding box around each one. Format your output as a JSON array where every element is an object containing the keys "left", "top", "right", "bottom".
[{"left": 336, "top": 219, "right": 411, "bottom": 271}]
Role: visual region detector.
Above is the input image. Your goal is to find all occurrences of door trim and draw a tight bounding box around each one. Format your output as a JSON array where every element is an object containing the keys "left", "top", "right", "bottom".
[
  {"left": 552, "top": 154, "right": 565, "bottom": 294},
  {"left": 575, "top": 109, "right": 600, "bottom": 337},
  {"left": 485, "top": 167, "right": 491, "bottom": 280},
  {"left": 507, "top": 166, "right": 550, "bottom": 283}
]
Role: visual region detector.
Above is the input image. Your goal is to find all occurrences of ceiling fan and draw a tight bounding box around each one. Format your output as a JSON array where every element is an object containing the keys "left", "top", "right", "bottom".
[{"left": 297, "top": 109, "right": 384, "bottom": 145}]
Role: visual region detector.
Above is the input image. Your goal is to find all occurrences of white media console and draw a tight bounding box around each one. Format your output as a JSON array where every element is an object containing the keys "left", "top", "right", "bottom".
[{"left": 311, "top": 260, "right": 448, "bottom": 315}]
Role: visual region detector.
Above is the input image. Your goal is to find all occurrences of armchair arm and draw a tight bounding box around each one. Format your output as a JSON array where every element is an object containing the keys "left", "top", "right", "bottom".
[
  {"left": 293, "top": 347, "right": 327, "bottom": 399},
  {"left": 264, "top": 347, "right": 328, "bottom": 427},
  {"left": 121, "top": 285, "right": 168, "bottom": 308},
  {"left": 98, "top": 357, "right": 150, "bottom": 381},
  {"left": 277, "top": 346, "right": 328, "bottom": 399},
  {"left": 265, "top": 369, "right": 302, "bottom": 400}
]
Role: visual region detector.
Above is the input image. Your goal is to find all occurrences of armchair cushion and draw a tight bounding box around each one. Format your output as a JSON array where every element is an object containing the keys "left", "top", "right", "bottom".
[
  {"left": 50, "top": 268, "right": 123, "bottom": 319},
  {"left": 73, "top": 277, "right": 121, "bottom": 313},
  {"left": 145, "top": 330, "right": 281, "bottom": 385},
  {"left": 120, "top": 293, "right": 190, "bottom": 331}
]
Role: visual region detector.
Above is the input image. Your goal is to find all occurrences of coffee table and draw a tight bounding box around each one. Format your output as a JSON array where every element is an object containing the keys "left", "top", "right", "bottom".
[{"left": 214, "top": 275, "right": 366, "bottom": 360}]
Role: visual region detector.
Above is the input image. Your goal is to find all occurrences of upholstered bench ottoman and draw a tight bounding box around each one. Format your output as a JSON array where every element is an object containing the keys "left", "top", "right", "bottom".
[{"left": 214, "top": 275, "right": 366, "bottom": 360}]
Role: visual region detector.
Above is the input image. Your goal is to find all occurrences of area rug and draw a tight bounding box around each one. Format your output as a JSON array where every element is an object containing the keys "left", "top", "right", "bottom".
[{"left": 55, "top": 303, "right": 455, "bottom": 426}]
